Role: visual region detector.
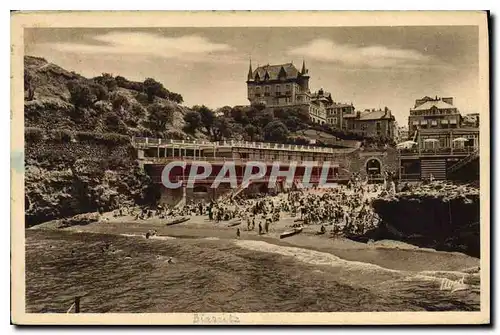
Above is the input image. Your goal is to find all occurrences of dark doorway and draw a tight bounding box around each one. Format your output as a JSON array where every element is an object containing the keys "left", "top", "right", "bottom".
[{"left": 366, "top": 159, "right": 381, "bottom": 176}]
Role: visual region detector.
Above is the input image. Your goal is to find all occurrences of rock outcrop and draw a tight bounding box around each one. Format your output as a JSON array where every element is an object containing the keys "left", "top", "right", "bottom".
[{"left": 367, "top": 182, "right": 480, "bottom": 257}]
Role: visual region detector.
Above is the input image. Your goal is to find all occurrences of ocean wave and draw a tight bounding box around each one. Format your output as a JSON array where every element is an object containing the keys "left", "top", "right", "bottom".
[
  {"left": 119, "top": 233, "right": 144, "bottom": 238},
  {"left": 150, "top": 235, "right": 176, "bottom": 240},
  {"left": 234, "top": 240, "right": 401, "bottom": 274}
]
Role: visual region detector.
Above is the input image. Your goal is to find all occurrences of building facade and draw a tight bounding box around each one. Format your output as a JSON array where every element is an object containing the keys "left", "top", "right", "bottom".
[
  {"left": 247, "top": 61, "right": 311, "bottom": 107},
  {"left": 246, "top": 61, "right": 343, "bottom": 125},
  {"left": 326, "top": 102, "right": 355, "bottom": 129},
  {"left": 408, "top": 96, "right": 461, "bottom": 134},
  {"left": 343, "top": 107, "right": 397, "bottom": 139},
  {"left": 463, "top": 113, "right": 480, "bottom": 128}
]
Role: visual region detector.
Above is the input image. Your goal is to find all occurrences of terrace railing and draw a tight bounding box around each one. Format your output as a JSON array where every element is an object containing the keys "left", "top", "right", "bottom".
[
  {"left": 132, "top": 137, "right": 357, "bottom": 154},
  {"left": 399, "top": 146, "right": 477, "bottom": 157},
  {"left": 140, "top": 156, "right": 344, "bottom": 167}
]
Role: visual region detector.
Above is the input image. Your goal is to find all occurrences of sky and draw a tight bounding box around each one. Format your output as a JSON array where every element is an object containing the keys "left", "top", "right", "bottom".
[{"left": 24, "top": 26, "right": 479, "bottom": 126}]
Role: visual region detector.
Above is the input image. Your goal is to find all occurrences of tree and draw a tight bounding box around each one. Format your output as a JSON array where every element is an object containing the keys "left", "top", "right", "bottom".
[
  {"left": 230, "top": 106, "right": 248, "bottom": 124},
  {"left": 212, "top": 117, "right": 233, "bottom": 141},
  {"left": 255, "top": 110, "right": 275, "bottom": 128},
  {"left": 192, "top": 105, "right": 215, "bottom": 135},
  {"left": 143, "top": 78, "right": 166, "bottom": 102},
  {"left": 111, "top": 92, "right": 130, "bottom": 115},
  {"left": 90, "top": 83, "right": 109, "bottom": 102},
  {"left": 183, "top": 111, "right": 202, "bottom": 134},
  {"left": 251, "top": 101, "right": 267, "bottom": 112},
  {"left": 244, "top": 124, "right": 261, "bottom": 142},
  {"left": 94, "top": 73, "right": 117, "bottom": 91},
  {"left": 67, "top": 80, "right": 95, "bottom": 108},
  {"left": 147, "top": 103, "right": 175, "bottom": 132},
  {"left": 263, "top": 120, "right": 289, "bottom": 143},
  {"left": 167, "top": 91, "right": 184, "bottom": 104}
]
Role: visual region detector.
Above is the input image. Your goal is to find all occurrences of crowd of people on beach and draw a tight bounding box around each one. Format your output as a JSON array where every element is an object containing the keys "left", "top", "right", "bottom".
[{"left": 108, "top": 172, "right": 402, "bottom": 238}]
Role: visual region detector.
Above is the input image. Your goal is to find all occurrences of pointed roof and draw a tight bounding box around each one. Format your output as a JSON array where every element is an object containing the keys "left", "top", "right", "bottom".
[
  {"left": 301, "top": 59, "right": 307, "bottom": 74},
  {"left": 247, "top": 59, "right": 253, "bottom": 81},
  {"left": 252, "top": 63, "right": 301, "bottom": 81},
  {"left": 411, "top": 100, "right": 456, "bottom": 111}
]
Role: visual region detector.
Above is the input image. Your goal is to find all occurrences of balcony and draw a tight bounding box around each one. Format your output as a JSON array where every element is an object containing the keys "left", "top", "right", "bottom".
[{"left": 399, "top": 146, "right": 477, "bottom": 157}]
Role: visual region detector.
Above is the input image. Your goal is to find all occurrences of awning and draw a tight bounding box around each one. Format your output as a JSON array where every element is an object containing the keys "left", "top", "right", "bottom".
[
  {"left": 431, "top": 120, "right": 438, "bottom": 125},
  {"left": 450, "top": 119, "right": 457, "bottom": 124},
  {"left": 441, "top": 119, "right": 449, "bottom": 124},
  {"left": 412, "top": 121, "right": 419, "bottom": 125},
  {"left": 420, "top": 120, "right": 428, "bottom": 125}
]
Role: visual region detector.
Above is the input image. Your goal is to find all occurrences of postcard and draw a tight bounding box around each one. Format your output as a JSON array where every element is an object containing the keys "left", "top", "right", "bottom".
[{"left": 11, "top": 10, "right": 490, "bottom": 325}]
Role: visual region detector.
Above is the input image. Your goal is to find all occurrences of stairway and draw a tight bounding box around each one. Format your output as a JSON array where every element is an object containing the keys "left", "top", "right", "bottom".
[
  {"left": 219, "top": 181, "right": 249, "bottom": 201},
  {"left": 447, "top": 149, "right": 479, "bottom": 174},
  {"left": 412, "top": 129, "right": 418, "bottom": 142},
  {"left": 421, "top": 159, "right": 447, "bottom": 180},
  {"left": 174, "top": 186, "right": 187, "bottom": 208}
]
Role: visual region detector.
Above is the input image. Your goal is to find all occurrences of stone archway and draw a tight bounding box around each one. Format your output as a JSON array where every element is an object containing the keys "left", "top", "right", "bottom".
[{"left": 365, "top": 157, "right": 382, "bottom": 176}]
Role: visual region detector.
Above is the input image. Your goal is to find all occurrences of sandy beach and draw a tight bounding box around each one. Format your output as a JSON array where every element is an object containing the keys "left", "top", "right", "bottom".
[{"left": 31, "top": 208, "right": 479, "bottom": 273}]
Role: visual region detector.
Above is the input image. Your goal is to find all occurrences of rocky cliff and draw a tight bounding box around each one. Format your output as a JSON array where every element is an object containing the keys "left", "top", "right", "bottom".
[
  {"left": 24, "top": 130, "right": 158, "bottom": 226},
  {"left": 368, "top": 183, "right": 480, "bottom": 257},
  {"left": 23, "top": 55, "right": 198, "bottom": 226}
]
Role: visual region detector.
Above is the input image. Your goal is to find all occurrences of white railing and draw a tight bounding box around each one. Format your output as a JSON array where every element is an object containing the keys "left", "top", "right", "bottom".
[
  {"left": 141, "top": 156, "right": 344, "bottom": 166},
  {"left": 132, "top": 137, "right": 357, "bottom": 154}
]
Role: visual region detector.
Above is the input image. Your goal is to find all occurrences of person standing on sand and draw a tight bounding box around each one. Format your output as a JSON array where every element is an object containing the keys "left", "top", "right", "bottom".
[
  {"left": 236, "top": 228, "right": 240, "bottom": 239},
  {"left": 258, "top": 222, "right": 263, "bottom": 235}
]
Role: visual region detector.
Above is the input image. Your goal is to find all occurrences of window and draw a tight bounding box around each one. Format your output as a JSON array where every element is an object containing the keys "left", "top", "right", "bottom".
[
  {"left": 265, "top": 86, "right": 270, "bottom": 92},
  {"left": 376, "top": 122, "right": 381, "bottom": 129},
  {"left": 256, "top": 86, "right": 261, "bottom": 91},
  {"left": 333, "top": 117, "right": 337, "bottom": 124}
]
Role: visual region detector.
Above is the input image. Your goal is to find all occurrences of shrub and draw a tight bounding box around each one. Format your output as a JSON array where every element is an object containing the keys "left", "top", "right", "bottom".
[
  {"left": 74, "top": 131, "right": 130, "bottom": 146},
  {"left": 67, "top": 80, "right": 96, "bottom": 108},
  {"left": 104, "top": 112, "right": 128, "bottom": 134},
  {"left": 49, "top": 129, "right": 73, "bottom": 143},
  {"left": 111, "top": 92, "right": 130, "bottom": 115},
  {"left": 25, "top": 127, "right": 44, "bottom": 142},
  {"left": 135, "top": 92, "right": 149, "bottom": 105}
]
